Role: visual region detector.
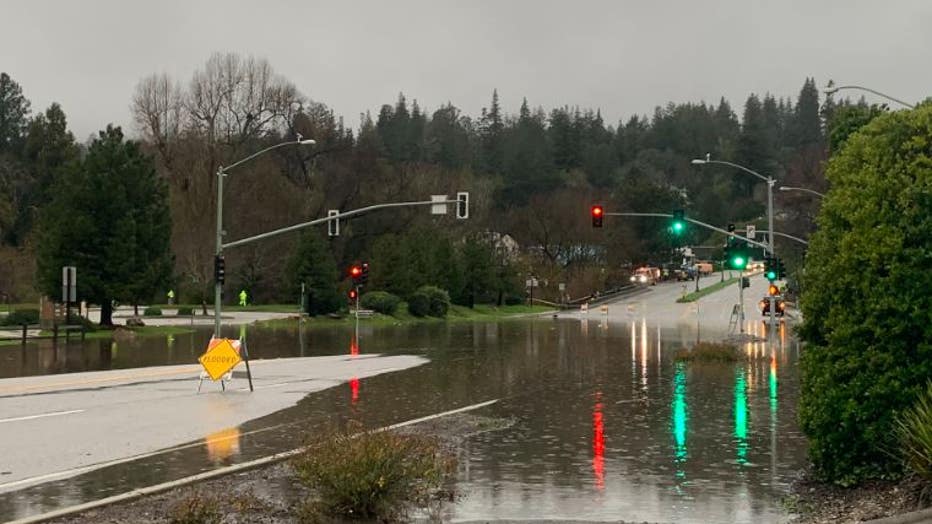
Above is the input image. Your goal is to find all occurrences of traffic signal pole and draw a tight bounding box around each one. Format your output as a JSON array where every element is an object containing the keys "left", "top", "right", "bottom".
[{"left": 604, "top": 212, "right": 770, "bottom": 251}]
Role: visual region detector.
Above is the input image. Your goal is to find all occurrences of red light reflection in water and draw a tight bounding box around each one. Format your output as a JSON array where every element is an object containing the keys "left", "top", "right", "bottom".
[
  {"left": 349, "top": 335, "right": 359, "bottom": 357},
  {"left": 593, "top": 392, "right": 605, "bottom": 490},
  {"left": 349, "top": 377, "right": 360, "bottom": 403}
]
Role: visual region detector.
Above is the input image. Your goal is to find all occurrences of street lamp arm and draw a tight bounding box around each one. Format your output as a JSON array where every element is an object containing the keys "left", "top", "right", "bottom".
[
  {"left": 824, "top": 85, "right": 915, "bottom": 109},
  {"left": 696, "top": 159, "right": 770, "bottom": 183},
  {"left": 220, "top": 138, "right": 316, "bottom": 173},
  {"left": 605, "top": 211, "right": 770, "bottom": 250},
  {"left": 779, "top": 186, "right": 825, "bottom": 198},
  {"left": 756, "top": 230, "right": 810, "bottom": 245}
]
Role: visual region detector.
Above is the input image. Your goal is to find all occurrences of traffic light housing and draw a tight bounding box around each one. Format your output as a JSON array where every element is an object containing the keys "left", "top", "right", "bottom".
[
  {"left": 214, "top": 255, "right": 226, "bottom": 285},
  {"left": 764, "top": 255, "right": 777, "bottom": 281},
  {"left": 456, "top": 192, "right": 469, "bottom": 219},
  {"left": 725, "top": 240, "right": 749, "bottom": 270},
  {"left": 591, "top": 205, "right": 604, "bottom": 228},
  {"left": 349, "top": 265, "right": 362, "bottom": 285},
  {"left": 348, "top": 288, "right": 358, "bottom": 301},
  {"left": 360, "top": 263, "right": 369, "bottom": 286},
  {"left": 777, "top": 258, "right": 787, "bottom": 280},
  {"left": 671, "top": 209, "right": 686, "bottom": 235}
]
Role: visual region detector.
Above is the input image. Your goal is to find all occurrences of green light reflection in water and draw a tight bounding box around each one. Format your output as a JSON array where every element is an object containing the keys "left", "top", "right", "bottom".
[
  {"left": 734, "top": 368, "right": 748, "bottom": 465},
  {"left": 672, "top": 362, "right": 688, "bottom": 477}
]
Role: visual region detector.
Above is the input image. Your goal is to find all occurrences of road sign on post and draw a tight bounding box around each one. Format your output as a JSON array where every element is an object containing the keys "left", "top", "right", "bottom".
[
  {"left": 746, "top": 225, "right": 756, "bottom": 239},
  {"left": 431, "top": 195, "right": 448, "bottom": 215},
  {"left": 61, "top": 266, "right": 76, "bottom": 303},
  {"left": 327, "top": 209, "right": 339, "bottom": 237},
  {"left": 456, "top": 192, "right": 469, "bottom": 219}
]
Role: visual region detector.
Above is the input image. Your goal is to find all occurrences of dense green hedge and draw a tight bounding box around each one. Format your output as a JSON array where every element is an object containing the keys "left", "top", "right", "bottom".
[
  {"left": 799, "top": 104, "right": 932, "bottom": 485},
  {"left": 407, "top": 286, "right": 450, "bottom": 317},
  {"left": 1, "top": 309, "right": 40, "bottom": 326},
  {"left": 360, "top": 291, "right": 401, "bottom": 315}
]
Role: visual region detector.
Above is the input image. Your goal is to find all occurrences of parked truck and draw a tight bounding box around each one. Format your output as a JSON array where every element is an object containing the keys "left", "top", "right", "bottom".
[{"left": 630, "top": 266, "right": 661, "bottom": 285}]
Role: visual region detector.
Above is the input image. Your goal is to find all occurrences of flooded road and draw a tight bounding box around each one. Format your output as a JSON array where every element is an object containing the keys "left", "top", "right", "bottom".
[{"left": 0, "top": 317, "right": 804, "bottom": 523}]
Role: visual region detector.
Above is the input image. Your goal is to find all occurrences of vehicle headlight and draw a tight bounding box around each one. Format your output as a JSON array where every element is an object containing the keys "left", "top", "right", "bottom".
[
  {"left": 639, "top": 275, "right": 647, "bottom": 283},
  {"left": 630, "top": 276, "right": 636, "bottom": 282}
]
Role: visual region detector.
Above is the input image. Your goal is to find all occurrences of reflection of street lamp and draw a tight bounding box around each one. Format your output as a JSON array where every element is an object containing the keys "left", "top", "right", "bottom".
[
  {"left": 823, "top": 82, "right": 915, "bottom": 109},
  {"left": 214, "top": 136, "right": 315, "bottom": 337},
  {"left": 779, "top": 186, "right": 825, "bottom": 198}
]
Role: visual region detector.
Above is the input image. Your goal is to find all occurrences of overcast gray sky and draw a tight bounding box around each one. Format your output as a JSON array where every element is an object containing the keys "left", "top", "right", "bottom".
[{"left": 3, "top": 0, "right": 930, "bottom": 140}]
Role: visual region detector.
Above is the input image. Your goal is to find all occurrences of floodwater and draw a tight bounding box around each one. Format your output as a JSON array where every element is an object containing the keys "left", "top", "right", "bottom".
[{"left": 0, "top": 317, "right": 805, "bottom": 523}]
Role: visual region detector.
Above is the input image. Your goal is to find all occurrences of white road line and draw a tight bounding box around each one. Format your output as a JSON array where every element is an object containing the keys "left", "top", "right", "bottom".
[
  {"left": 0, "top": 409, "right": 84, "bottom": 424},
  {"left": 4, "top": 398, "right": 500, "bottom": 524}
]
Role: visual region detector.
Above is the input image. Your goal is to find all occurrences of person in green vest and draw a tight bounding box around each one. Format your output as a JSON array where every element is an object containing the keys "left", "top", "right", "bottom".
[
  {"left": 238, "top": 289, "right": 248, "bottom": 307},
  {"left": 167, "top": 289, "right": 175, "bottom": 305}
]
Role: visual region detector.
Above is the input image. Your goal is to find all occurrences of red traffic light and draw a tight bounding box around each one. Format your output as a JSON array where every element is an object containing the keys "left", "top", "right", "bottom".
[
  {"left": 591, "top": 205, "right": 604, "bottom": 217},
  {"left": 591, "top": 205, "right": 604, "bottom": 228},
  {"left": 348, "top": 289, "right": 358, "bottom": 300},
  {"left": 349, "top": 266, "right": 362, "bottom": 278}
]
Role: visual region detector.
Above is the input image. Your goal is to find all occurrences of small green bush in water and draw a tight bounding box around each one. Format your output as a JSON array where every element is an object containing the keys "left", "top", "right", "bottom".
[
  {"left": 294, "top": 428, "right": 454, "bottom": 520},
  {"left": 674, "top": 342, "right": 742, "bottom": 363},
  {"left": 896, "top": 382, "right": 932, "bottom": 481},
  {"left": 360, "top": 291, "right": 401, "bottom": 315}
]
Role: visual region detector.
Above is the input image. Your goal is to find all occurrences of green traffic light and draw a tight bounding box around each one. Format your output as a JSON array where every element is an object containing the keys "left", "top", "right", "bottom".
[
  {"left": 766, "top": 270, "right": 777, "bottom": 280},
  {"left": 730, "top": 256, "right": 747, "bottom": 270},
  {"left": 672, "top": 221, "right": 685, "bottom": 234}
]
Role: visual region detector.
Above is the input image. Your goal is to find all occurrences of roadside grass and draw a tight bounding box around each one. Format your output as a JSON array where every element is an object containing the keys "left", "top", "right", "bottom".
[
  {"left": 676, "top": 277, "right": 741, "bottom": 303},
  {"left": 674, "top": 342, "right": 743, "bottom": 363},
  {"left": 256, "top": 303, "right": 553, "bottom": 329}
]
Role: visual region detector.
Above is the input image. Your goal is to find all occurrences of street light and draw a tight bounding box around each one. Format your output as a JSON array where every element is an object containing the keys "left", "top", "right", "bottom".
[
  {"left": 693, "top": 155, "right": 777, "bottom": 325},
  {"left": 823, "top": 82, "right": 915, "bottom": 109},
  {"left": 779, "top": 186, "right": 825, "bottom": 198},
  {"left": 214, "top": 135, "right": 316, "bottom": 337}
]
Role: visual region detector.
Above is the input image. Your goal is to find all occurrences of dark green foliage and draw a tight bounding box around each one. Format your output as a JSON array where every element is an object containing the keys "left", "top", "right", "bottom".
[
  {"left": 407, "top": 290, "right": 431, "bottom": 317},
  {"left": 421, "top": 285, "right": 451, "bottom": 317},
  {"left": 176, "top": 306, "right": 194, "bottom": 316},
  {"left": 36, "top": 126, "right": 172, "bottom": 326},
  {"left": 286, "top": 231, "right": 341, "bottom": 316},
  {"left": 826, "top": 102, "right": 887, "bottom": 154},
  {"left": 1, "top": 308, "right": 39, "bottom": 326},
  {"left": 0, "top": 72, "right": 31, "bottom": 153},
  {"left": 799, "top": 104, "right": 932, "bottom": 485},
  {"left": 896, "top": 382, "right": 932, "bottom": 481},
  {"left": 359, "top": 291, "right": 401, "bottom": 315},
  {"left": 143, "top": 306, "right": 162, "bottom": 316},
  {"left": 294, "top": 428, "right": 454, "bottom": 520}
]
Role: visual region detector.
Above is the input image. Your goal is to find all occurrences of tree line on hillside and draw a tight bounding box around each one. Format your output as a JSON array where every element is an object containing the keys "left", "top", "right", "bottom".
[{"left": 0, "top": 53, "right": 874, "bottom": 312}]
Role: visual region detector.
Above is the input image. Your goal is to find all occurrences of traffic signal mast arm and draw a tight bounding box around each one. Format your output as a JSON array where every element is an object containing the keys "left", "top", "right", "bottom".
[
  {"left": 603, "top": 211, "right": 770, "bottom": 251},
  {"left": 223, "top": 198, "right": 463, "bottom": 250}
]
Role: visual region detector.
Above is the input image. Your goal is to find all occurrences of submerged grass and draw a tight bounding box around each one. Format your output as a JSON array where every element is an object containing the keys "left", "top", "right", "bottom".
[
  {"left": 257, "top": 303, "right": 552, "bottom": 330},
  {"left": 676, "top": 277, "right": 741, "bottom": 303},
  {"left": 293, "top": 427, "right": 455, "bottom": 521},
  {"left": 674, "top": 342, "right": 743, "bottom": 363}
]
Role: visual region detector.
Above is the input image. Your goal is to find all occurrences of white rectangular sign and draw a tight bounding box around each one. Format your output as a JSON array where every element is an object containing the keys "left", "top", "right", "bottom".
[
  {"left": 430, "top": 195, "right": 448, "bottom": 215},
  {"left": 746, "top": 225, "right": 756, "bottom": 239}
]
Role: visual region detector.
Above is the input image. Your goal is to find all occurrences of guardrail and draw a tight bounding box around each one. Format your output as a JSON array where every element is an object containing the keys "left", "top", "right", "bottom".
[{"left": 536, "top": 284, "right": 644, "bottom": 310}]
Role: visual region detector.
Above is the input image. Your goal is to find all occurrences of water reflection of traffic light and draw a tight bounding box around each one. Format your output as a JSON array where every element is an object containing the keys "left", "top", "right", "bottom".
[
  {"left": 734, "top": 369, "right": 748, "bottom": 465},
  {"left": 593, "top": 391, "right": 605, "bottom": 490},
  {"left": 204, "top": 427, "right": 242, "bottom": 463},
  {"left": 672, "top": 363, "right": 688, "bottom": 477},
  {"left": 349, "top": 377, "right": 360, "bottom": 403},
  {"left": 349, "top": 335, "right": 359, "bottom": 357},
  {"left": 769, "top": 354, "right": 778, "bottom": 413}
]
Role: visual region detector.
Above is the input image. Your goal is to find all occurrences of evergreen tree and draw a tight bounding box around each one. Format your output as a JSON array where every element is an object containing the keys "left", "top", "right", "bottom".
[
  {"left": 791, "top": 77, "right": 823, "bottom": 150},
  {"left": 500, "top": 98, "right": 559, "bottom": 206},
  {"left": 0, "top": 73, "right": 31, "bottom": 154},
  {"left": 478, "top": 89, "right": 505, "bottom": 174},
  {"left": 287, "top": 230, "right": 341, "bottom": 315},
  {"left": 37, "top": 126, "right": 172, "bottom": 326}
]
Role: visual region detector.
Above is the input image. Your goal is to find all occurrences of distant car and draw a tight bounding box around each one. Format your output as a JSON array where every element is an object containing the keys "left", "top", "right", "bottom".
[
  {"left": 748, "top": 260, "right": 765, "bottom": 271},
  {"left": 630, "top": 266, "right": 660, "bottom": 285},
  {"left": 759, "top": 296, "right": 786, "bottom": 316}
]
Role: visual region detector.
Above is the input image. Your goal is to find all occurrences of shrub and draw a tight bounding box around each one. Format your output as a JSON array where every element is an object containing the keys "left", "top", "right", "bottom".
[
  {"left": 176, "top": 306, "right": 194, "bottom": 316},
  {"left": 421, "top": 285, "right": 450, "bottom": 317},
  {"left": 143, "top": 306, "right": 162, "bottom": 317},
  {"left": 504, "top": 295, "right": 524, "bottom": 306},
  {"left": 293, "top": 428, "right": 454, "bottom": 520},
  {"left": 360, "top": 291, "right": 401, "bottom": 315},
  {"left": 1, "top": 309, "right": 39, "bottom": 326},
  {"left": 407, "top": 291, "right": 431, "bottom": 317},
  {"left": 167, "top": 490, "right": 221, "bottom": 524},
  {"left": 673, "top": 342, "right": 742, "bottom": 363},
  {"left": 896, "top": 382, "right": 932, "bottom": 481},
  {"left": 798, "top": 105, "right": 932, "bottom": 485}
]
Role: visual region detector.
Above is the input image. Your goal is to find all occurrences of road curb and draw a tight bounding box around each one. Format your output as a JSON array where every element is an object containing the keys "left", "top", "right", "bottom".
[
  {"left": 4, "top": 399, "right": 499, "bottom": 524},
  {"left": 864, "top": 507, "right": 932, "bottom": 524}
]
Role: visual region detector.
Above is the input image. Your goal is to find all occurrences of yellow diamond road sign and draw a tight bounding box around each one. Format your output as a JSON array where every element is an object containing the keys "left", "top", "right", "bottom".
[{"left": 198, "top": 338, "right": 242, "bottom": 381}]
